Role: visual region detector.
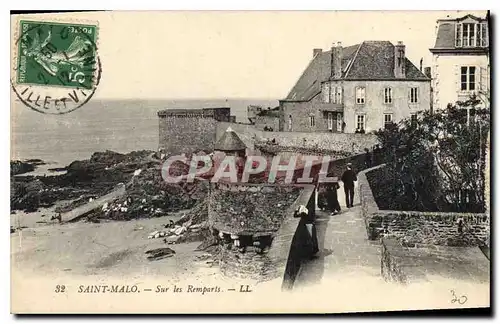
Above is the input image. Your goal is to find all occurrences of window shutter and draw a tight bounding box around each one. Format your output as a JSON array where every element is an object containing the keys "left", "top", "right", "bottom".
[
  {"left": 455, "top": 23, "right": 462, "bottom": 47},
  {"left": 339, "top": 86, "right": 343, "bottom": 104},
  {"left": 476, "top": 23, "right": 481, "bottom": 47},
  {"left": 475, "top": 66, "right": 479, "bottom": 92},
  {"left": 473, "top": 23, "right": 477, "bottom": 47},
  {"left": 481, "top": 22, "right": 488, "bottom": 47},
  {"left": 485, "top": 23, "right": 489, "bottom": 46},
  {"left": 480, "top": 66, "right": 488, "bottom": 92},
  {"left": 454, "top": 65, "right": 460, "bottom": 91}
]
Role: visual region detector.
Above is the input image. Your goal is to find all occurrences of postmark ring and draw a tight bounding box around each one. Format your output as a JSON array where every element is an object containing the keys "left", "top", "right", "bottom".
[{"left": 11, "top": 20, "right": 102, "bottom": 115}]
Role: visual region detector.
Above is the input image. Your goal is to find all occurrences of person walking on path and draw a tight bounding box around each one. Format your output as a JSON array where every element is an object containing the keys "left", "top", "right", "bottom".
[
  {"left": 326, "top": 182, "right": 342, "bottom": 215},
  {"left": 341, "top": 163, "right": 357, "bottom": 208},
  {"left": 364, "top": 148, "right": 372, "bottom": 169},
  {"left": 373, "top": 144, "right": 382, "bottom": 165}
]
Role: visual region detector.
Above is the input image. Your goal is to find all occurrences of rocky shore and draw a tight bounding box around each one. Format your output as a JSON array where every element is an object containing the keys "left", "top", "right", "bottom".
[
  {"left": 11, "top": 159, "right": 47, "bottom": 176},
  {"left": 10, "top": 150, "right": 205, "bottom": 217}
]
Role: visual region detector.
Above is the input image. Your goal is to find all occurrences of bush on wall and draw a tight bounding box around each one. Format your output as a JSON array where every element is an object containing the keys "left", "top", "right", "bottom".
[{"left": 374, "top": 95, "right": 490, "bottom": 213}]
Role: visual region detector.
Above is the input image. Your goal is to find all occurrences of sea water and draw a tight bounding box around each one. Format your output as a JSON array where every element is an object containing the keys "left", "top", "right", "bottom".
[{"left": 11, "top": 98, "right": 278, "bottom": 167}]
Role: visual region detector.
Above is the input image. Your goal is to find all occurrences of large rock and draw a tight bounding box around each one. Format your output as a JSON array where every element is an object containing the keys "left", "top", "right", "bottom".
[{"left": 11, "top": 161, "right": 35, "bottom": 176}]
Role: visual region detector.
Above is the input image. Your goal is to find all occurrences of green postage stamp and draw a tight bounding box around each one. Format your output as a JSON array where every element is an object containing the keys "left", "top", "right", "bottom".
[
  {"left": 12, "top": 19, "right": 101, "bottom": 114},
  {"left": 17, "top": 20, "right": 98, "bottom": 89}
]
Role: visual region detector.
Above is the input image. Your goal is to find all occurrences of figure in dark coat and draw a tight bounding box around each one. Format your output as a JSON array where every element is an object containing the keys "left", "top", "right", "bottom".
[
  {"left": 373, "top": 144, "right": 382, "bottom": 164},
  {"left": 364, "top": 148, "right": 372, "bottom": 168},
  {"left": 317, "top": 187, "right": 328, "bottom": 211},
  {"left": 293, "top": 205, "right": 319, "bottom": 258},
  {"left": 341, "top": 163, "right": 357, "bottom": 208},
  {"left": 326, "top": 182, "right": 341, "bottom": 214}
]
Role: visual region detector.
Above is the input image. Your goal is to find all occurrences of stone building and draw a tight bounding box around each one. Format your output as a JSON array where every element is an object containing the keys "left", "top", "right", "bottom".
[
  {"left": 247, "top": 105, "right": 280, "bottom": 131},
  {"left": 429, "top": 14, "right": 490, "bottom": 110},
  {"left": 157, "top": 107, "right": 231, "bottom": 154},
  {"left": 279, "top": 41, "right": 431, "bottom": 133},
  {"left": 247, "top": 105, "right": 262, "bottom": 124},
  {"left": 255, "top": 108, "right": 280, "bottom": 132}
]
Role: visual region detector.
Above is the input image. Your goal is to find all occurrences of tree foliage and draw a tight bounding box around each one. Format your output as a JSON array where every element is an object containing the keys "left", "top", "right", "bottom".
[{"left": 375, "top": 95, "right": 490, "bottom": 212}]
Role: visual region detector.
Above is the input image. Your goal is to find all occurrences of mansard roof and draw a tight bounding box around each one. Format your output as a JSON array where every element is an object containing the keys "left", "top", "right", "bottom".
[
  {"left": 430, "top": 14, "right": 489, "bottom": 54},
  {"left": 284, "top": 41, "right": 429, "bottom": 102}
]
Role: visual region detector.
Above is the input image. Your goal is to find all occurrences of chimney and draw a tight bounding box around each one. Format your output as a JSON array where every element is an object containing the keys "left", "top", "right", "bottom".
[
  {"left": 424, "top": 66, "right": 432, "bottom": 79},
  {"left": 419, "top": 58, "right": 423, "bottom": 72},
  {"left": 313, "top": 48, "right": 322, "bottom": 58},
  {"left": 394, "top": 41, "right": 406, "bottom": 78},
  {"left": 331, "top": 41, "right": 343, "bottom": 79}
]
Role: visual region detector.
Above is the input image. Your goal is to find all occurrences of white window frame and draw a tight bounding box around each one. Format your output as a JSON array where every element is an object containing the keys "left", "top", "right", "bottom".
[
  {"left": 460, "top": 66, "right": 477, "bottom": 91},
  {"left": 463, "top": 22, "right": 475, "bottom": 47},
  {"left": 356, "top": 114, "right": 366, "bottom": 130},
  {"left": 309, "top": 115, "right": 315, "bottom": 127},
  {"left": 333, "top": 86, "right": 343, "bottom": 104},
  {"left": 384, "top": 113, "right": 393, "bottom": 128},
  {"left": 356, "top": 87, "right": 366, "bottom": 104},
  {"left": 327, "top": 112, "right": 334, "bottom": 131},
  {"left": 323, "top": 83, "right": 330, "bottom": 103},
  {"left": 456, "top": 22, "right": 488, "bottom": 48},
  {"left": 384, "top": 87, "right": 392, "bottom": 104},
  {"left": 409, "top": 87, "right": 419, "bottom": 104}
]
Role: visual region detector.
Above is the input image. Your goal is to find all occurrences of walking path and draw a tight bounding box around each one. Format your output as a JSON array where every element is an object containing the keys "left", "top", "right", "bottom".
[
  {"left": 295, "top": 182, "right": 382, "bottom": 287},
  {"left": 293, "top": 180, "right": 489, "bottom": 311}
]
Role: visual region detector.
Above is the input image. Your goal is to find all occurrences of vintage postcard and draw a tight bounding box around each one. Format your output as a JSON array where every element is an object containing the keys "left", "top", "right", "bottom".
[{"left": 10, "top": 10, "right": 491, "bottom": 314}]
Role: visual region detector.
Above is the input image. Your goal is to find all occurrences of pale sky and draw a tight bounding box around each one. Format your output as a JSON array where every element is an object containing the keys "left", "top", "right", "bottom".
[{"left": 12, "top": 10, "right": 488, "bottom": 100}]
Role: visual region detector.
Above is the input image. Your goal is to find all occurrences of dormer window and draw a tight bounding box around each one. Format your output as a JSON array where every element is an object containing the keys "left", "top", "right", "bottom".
[{"left": 456, "top": 21, "right": 488, "bottom": 48}]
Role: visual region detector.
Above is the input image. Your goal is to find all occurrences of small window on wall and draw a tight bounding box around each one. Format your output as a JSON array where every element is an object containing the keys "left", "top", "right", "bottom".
[
  {"left": 356, "top": 115, "right": 366, "bottom": 131},
  {"left": 309, "top": 115, "right": 315, "bottom": 127},
  {"left": 460, "top": 66, "right": 476, "bottom": 91},
  {"left": 356, "top": 87, "right": 366, "bottom": 104},
  {"left": 384, "top": 88, "right": 392, "bottom": 104},
  {"left": 334, "top": 86, "right": 343, "bottom": 104},
  {"left": 384, "top": 113, "right": 393, "bottom": 128},
  {"left": 410, "top": 113, "right": 418, "bottom": 126},
  {"left": 409, "top": 87, "right": 418, "bottom": 103}
]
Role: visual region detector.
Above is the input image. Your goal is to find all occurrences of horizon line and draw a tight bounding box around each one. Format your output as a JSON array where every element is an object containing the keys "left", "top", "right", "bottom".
[{"left": 13, "top": 97, "right": 282, "bottom": 102}]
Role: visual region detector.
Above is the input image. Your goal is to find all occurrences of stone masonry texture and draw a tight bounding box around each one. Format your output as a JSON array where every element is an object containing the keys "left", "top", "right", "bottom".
[
  {"left": 208, "top": 183, "right": 301, "bottom": 235},
  {"left": 215, "top": 121, "right": 379, "bottom": 155},
  {"left": 381, "top": 237, "right": 490, "bottom": 284},
  {"left": 209, "top": 182, "right": 315, "bottom": 284},
  {"left": 159, "top": 115, "right": 219, "bottom": 154},
  {"left": 359, "top": 166, "right": 490, "bottom": 247}
]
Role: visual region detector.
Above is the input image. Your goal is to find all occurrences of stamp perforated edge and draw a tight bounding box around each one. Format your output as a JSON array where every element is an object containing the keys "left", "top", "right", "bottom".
[{"left": 10, "top": 15, "right": 101, "bottom": 91}]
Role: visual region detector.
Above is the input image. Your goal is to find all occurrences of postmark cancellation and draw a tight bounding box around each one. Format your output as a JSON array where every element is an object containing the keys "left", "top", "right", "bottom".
[{"left": 11, "top": 18, "right": 101, "bottom": 114}]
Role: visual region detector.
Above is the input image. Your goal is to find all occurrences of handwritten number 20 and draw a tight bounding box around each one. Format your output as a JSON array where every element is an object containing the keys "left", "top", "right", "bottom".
[{"left": 450, "top": 290, "right": 467, "bottom": 305}]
